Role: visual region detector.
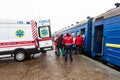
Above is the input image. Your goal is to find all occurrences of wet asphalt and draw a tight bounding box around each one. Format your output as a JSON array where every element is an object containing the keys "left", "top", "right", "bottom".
[{"left": 0, "top": 50, "right": 120, "bottom": 80}]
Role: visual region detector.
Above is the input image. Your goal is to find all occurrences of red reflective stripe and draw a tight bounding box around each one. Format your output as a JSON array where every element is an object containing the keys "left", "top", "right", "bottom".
[
  {"left": 38, "top": 38, "right": 52, "bottom": 41},
  {"left": 0, "top": 44, "right": 35, "bottom": 48},
  {"left": 0, "top": 40, "right": 35, "bottom": 48},
  {"left": 31, "top": 20, "right": 37, "bottom": 39}
]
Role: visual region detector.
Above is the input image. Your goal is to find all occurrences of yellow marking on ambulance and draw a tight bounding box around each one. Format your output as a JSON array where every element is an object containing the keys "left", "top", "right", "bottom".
[{"left": 15, "top": 29, "right": 25, "bottom": 38}]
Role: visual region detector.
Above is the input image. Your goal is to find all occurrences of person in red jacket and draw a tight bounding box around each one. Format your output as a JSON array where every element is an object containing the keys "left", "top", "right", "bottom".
[
  {"left": 62, "top": 33, "right": 73, "bottom": 62},
  {"left": 75, "top": 34, "right": 83, "bottom": 55},
  {"left": 54, "top": 34, "right": 59, "bottom": 54}
]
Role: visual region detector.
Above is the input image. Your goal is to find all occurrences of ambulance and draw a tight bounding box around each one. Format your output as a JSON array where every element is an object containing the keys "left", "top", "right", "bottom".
[
  {"left": 37, "top": 20, "right": 53, "bottom": 52},
  {"left": 0, "top": 20, "right": 40, "bottom": 61}
]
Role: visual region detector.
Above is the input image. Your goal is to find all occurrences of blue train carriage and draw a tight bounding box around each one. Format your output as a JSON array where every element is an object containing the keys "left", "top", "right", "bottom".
[
  {"left": 57, "top": 18, "right": 93, "bottom": 53},
  {"left": 91, "top": 7, "right": 120, "bottom": 66}
]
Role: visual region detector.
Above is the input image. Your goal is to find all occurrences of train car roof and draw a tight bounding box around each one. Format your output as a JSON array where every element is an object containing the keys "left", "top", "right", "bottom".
[
  {"left": 94, "top": 7, "right": 120, "bottom": 22},
  {"left": 73, "top": 20, "right": 88, "bottom": 28},
  {"left": 57, "top": 20, "right": 88, "bottom": 33}
]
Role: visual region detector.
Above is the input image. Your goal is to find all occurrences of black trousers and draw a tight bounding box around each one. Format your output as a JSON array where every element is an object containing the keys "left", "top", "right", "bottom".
[
  {"left": 64, "top": 45, "right": 73, "bottom": 62},
  {"left": 75, "top": 45, "right": 82, "bottom": 54}
]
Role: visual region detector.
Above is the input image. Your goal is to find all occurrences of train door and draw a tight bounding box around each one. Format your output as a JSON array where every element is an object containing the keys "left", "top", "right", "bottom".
[
  {"left": 81, "top": 28, "right": 85, "bottom": 36},
  {"left": 81, "top": 28, "right": 85, "bottom": 45},
  {"left": 80, "top": 28, "right": 85, "bottom": 50},
  {"left": 94, "top": 25, "right": 103, "bottom": 56}
]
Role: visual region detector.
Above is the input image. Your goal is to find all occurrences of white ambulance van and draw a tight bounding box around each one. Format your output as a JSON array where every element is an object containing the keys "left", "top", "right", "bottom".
[{"left": 0, "top": 20, "right": 40, "bottom": 61}]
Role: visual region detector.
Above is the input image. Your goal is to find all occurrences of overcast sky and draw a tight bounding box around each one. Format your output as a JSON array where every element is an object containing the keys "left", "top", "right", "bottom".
[{"left": 0, "top": 0, "right": 119, "bottom": 34}]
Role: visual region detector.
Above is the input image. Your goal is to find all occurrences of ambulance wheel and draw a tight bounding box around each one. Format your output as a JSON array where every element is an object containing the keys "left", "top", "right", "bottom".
[{"left": 14, "top": 50, "right": 26, "bottom": 62}]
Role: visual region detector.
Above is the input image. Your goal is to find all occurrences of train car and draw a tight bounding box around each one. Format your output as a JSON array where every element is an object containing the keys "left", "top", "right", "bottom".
[
  {"left": 55, "top": 18, "right": 93, "bottom": 53},
  {"left": 91, "top": 6, "right": 120, "bottom": 66},
  {"left": 54, "top": 4, "right": 120, "bottom": 67}
]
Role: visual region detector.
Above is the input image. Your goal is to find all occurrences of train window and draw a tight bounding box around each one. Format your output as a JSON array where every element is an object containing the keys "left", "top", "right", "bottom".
[
  {"left": 64, "top": 34, "right": 66, "bottom": 37},
  {"left": 76, "top": 31, "right": 79, "bottom": 36},
  {"left": 71, "top": 32, "right": 74, "bottom": 37}
]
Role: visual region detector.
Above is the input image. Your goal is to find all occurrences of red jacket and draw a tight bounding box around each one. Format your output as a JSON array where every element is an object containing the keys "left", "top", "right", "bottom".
[
  {"left": 54, "top": 36, "right": 59, "bottom": 45},
  {"left": 62, "top": 34, "right": 73, "bottom": 45},
  {"left": 75, "top": 35, "right": 83, "bottom": 46}
]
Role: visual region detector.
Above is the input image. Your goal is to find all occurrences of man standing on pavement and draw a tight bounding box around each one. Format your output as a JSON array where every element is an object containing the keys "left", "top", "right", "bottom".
[
  {"left": 57, "top": 34, "right": 64, "bottom": 56},
  {"left": 75, "top": 34, "right": 84, "bottom": 55},
  {"left": 54, "top": 34, "right": 59, "bottom": 54},
  {"left": 62, "top": 33, "right": 73, "bottom": 62}
]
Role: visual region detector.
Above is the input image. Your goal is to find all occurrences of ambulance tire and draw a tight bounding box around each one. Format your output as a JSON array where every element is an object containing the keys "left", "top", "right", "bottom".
[{"left": 14, "top": 50, "right": 26, "bottom": 62}]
